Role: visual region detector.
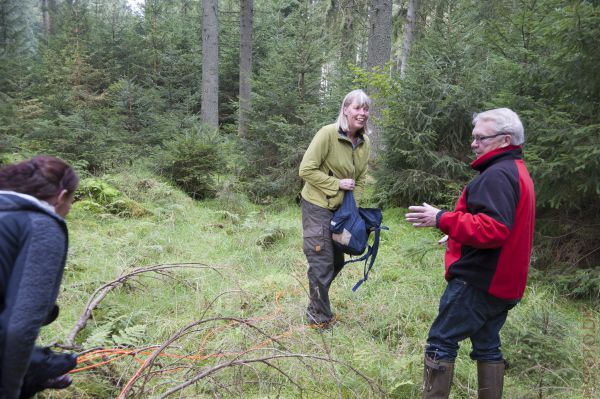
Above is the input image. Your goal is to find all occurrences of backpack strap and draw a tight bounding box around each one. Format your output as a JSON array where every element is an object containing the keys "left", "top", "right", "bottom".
[{"left": 345, "top": 224, "right": 389, "bottom": 291}]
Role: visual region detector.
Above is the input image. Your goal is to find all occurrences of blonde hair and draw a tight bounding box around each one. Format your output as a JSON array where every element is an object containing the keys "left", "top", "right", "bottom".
[{"left": 335, "top": 89, "right": 371, "bottom": 135}]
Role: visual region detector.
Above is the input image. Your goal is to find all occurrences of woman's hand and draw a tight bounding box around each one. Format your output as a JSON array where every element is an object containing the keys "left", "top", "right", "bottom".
[{"left": 339, "top": 179, "right": 356, "bottom": 191}]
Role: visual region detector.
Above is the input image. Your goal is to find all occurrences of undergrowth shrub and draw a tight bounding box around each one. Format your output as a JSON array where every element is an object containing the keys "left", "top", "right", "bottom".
[
  {"left": 553, "top": 268, "right": 600, "bottom": 299},
  {"left": 256, "top": 226, "right": 291, "bottom": 249},
  {"left": 504, "top": 294, "right": 580, "bottom": 398},
  {"left": 215, "top": 210, "right": 241, "bottom": 225},
  {"left": 214, "top": 175, "right": 255, "bottom": 216},
  {"left": 74, "top": 178, "right": 150, "bottom": 217},
  {"left": 532, "top": 210, "right": 600, "bottom": 299},
  {"left": 0, "top": 149, "right": 25, "bottom": 167},
  {"left": 156, "top": 125, "right": 225, "bottom": 200},
  {"left": 80, "top": 308, "right": 148, "bottom": 348},
  {"left": 96, "top": 168, "right": 194, "bottom": 220}
]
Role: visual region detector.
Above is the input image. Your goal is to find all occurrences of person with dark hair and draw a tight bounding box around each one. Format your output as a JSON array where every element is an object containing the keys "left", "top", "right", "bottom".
[
  {"left": 0, "top": 156, "right": 79, "bottom": 399},
  {"left": 299, "top": 89, "right": 371, "bottom": 327},
  {"left": 406, "top": 108, "right": 535, "bottom": 399}
]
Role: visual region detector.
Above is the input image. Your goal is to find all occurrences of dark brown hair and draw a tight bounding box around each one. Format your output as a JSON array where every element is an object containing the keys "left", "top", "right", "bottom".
[{"left": 0, "top": 156, "right": 79, "bottom": 201}]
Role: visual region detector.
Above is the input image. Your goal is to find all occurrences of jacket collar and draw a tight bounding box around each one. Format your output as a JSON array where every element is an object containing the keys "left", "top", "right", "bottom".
[
  {"left": 470, "top": 145, "right": 523, "bottom": 172},
  {"left": 338, "top": 127, "right": 365, "bottom": 147},
  {"left": 0, "top": 190, "right": 64, "bottom": 222}
]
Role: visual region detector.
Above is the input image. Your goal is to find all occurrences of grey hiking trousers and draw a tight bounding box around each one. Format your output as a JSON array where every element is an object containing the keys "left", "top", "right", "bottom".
[{"left": 301, "top": 199, "right": 345, "bottom": 323}]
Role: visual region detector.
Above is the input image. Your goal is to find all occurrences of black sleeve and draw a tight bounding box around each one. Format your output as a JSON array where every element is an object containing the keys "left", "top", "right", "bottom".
[{"left": 0, "top": 215, "right": 67, "bottom": 399}]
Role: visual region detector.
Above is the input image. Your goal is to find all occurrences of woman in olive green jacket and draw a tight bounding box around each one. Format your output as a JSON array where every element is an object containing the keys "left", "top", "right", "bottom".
[{"left": 299, "top": 89, "right": 371, "bottom": 326}]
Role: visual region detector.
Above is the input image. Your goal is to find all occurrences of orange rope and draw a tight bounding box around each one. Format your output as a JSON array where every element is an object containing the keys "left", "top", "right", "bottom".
[
  {"left": 71, "top": 352, "right": 138, "bottom": 373},
  {"left": 70, "top": 289, "right": 325, "bottom": 397}
]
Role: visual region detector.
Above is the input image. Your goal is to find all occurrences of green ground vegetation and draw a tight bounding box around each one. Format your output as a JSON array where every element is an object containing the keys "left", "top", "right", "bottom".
[{"left": 37, "top": 170, "right": 599, "bottom": 398}]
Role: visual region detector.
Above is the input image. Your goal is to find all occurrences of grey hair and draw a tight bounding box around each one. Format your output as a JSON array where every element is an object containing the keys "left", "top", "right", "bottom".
[
  {"left": 472, "top": 108, "right": 524, "bottom": 145},
  {"left": 335, "top": 89, "right": 372, "bottom": 135}
]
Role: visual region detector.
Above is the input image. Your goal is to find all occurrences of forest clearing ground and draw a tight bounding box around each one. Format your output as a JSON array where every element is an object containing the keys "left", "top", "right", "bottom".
[{"left": 36, "top": 173, "right": 599, "bottom": 398}]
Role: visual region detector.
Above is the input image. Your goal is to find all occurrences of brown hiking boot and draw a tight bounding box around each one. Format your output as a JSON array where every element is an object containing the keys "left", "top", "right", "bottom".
[
  {"left": 477, "top": 359, "right": 508, "bottom": 399},
  {"left": 423, "top": 355, "right": 454, "bottom": 399}
]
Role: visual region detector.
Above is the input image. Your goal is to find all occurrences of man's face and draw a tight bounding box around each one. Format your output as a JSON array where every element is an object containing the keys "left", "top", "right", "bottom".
[{"left": 471, "top": 120, "right": 511, "bottom": 159}]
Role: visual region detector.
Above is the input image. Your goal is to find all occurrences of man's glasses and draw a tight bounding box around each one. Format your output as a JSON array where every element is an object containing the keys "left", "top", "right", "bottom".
[{"left": 471, "top": 133, "right": 509, "bottom": 143}]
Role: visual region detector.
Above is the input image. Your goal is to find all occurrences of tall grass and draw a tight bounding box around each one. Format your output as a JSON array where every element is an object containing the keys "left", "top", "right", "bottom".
[{"left": 38, "top": 170, "right": 599, "bottom": 398}]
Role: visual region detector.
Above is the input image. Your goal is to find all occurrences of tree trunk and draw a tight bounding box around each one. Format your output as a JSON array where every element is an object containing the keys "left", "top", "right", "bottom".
[
  {"left": 366, "top": 0, "right": 392, "bottom": 158},
  {"left": 400, "top": 0, "right": 417, "bottom": 78},
  {"left": 41, "top": 0, "right": 50, "bottom": 40},
  {"left": 238, "top": 0, "right": 253, "bottom": 138},
  {"left": 367, "top": 0, "right": 392, "bottom": 72},
  {"left": 341, "top": 0, "right": 355, "bottom": 66},
  {"left": 201, "top": 0, "right": 219, "bottom": 128}
]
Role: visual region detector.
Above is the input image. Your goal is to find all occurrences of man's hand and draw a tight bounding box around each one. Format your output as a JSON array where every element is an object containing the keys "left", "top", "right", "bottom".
[
  {"left": 405, "top": 202, "right": 441, "bottom": 228},
  {"left": 339, "top": 179, "right": 355, "bottom": 191}
]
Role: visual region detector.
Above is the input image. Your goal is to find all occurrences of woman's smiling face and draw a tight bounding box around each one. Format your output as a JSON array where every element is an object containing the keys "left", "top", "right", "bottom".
[{"left": 344, "top": 100, "right": 369, "bottom": 134}]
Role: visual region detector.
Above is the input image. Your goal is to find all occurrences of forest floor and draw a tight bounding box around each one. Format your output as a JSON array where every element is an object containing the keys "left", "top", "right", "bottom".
[{"left": 39, "top": 170, "right": 599, "bottom": 398}]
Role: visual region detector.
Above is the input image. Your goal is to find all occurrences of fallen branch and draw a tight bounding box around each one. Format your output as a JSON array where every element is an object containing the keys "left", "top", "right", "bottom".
[
  {"left": 64, "top": 263, "right": 224, "bottom": 348},
  {"left": 118, "top": 315, "right": 274, "bottom": 398},
  {"left": 136, "top": 291, "right": 245, "bottom": 394},
  {"left": 157, "top": 352, "right": 383, "bottom": 398},
  {"left": 117, "top": 315, "right": 384, "bottom": 398}
]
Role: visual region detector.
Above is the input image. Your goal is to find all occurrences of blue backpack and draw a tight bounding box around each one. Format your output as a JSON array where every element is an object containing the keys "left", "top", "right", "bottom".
[{"left": 330, "top": 191, "right": 388, "bottom": 291}]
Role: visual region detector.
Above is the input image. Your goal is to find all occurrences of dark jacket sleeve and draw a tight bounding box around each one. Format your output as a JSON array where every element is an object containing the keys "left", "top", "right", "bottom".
[
  {"left": 0, "top": 215, "right": 67, "bottom": 399},
  {"left": 439, "top": 168, "right": 517, "bottom": 248}
]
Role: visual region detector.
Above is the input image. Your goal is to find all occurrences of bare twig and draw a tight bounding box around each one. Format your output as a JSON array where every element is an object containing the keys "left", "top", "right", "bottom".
[
  {"left": 129, "top": 314, "right": 295, "bottom": 397},
  {"left": 118, "top": 316, "right": 250, "bottom": 398},
  {"left": 157, "top": 352, "right": 383, "bottom": 398},
  {"left": 138, "top": 290, "right": 245, "bottom": 393},
  {"left": 539, "top": 223, "right": 600, "bottom": 240},
  {"left": 64, "top": 263, "right": 224, "bottom": 347},
  {"left": 118, "top": 312, "right": 383, "bottom": 398},
  {"left": 257, "top": 359, "right": 304, "bottom": 392},
  {"left": 575, "top": 245, "right": 600, "bottom": 266}
]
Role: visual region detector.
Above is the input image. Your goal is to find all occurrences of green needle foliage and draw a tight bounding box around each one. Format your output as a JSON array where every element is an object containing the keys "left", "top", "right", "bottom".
[
  {"left": 354, "top": 0, "right": 600, "bottom": 293},
  {"left": 155, "top": 124, "right": 226, "bottom": 200}
]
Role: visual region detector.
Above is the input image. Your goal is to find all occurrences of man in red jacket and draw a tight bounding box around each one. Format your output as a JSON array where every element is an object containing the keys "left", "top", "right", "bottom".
[{"left": 406, "top": 108, "right": 535, "bottom": 399}]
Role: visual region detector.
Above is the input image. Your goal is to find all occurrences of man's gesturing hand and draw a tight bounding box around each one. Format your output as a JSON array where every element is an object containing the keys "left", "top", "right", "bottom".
[{"left": 405, "top": 202, "right": 441, "bottom": 228}]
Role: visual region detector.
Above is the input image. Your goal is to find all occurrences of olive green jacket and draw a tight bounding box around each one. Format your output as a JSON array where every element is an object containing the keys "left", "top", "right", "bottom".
[{"left": 299, "top": 123, "right": 370, "bottom": 210}]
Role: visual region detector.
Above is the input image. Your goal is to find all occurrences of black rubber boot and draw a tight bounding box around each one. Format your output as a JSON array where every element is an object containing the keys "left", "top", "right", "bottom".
[
  {"left": 477, "top": 359, "right": 508, "bottom": 399},
  {"left": 423, "top": 355, "right": 454, "bottom": 399}
]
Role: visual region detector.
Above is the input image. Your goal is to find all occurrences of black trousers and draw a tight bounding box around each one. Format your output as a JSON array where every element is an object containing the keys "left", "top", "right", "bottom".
[{"left": 301, "top": 199, "right": 345, "bottom": 323}]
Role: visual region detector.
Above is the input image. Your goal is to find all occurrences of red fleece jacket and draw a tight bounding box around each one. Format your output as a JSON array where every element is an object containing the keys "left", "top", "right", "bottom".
[{"left": 436, "top": 146, "right": 535, "bottom": 300}]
